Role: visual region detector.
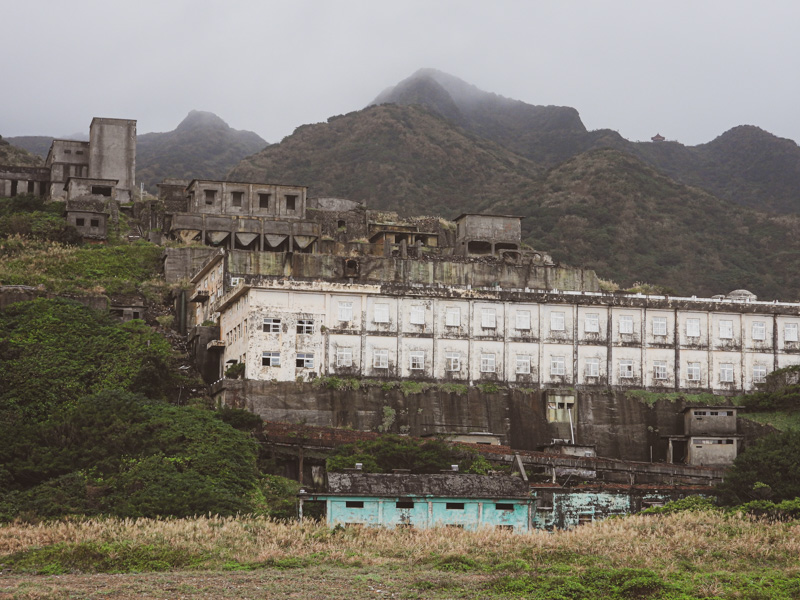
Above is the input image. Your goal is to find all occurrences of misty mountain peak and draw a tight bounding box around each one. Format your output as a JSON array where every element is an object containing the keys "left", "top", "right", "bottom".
[{"left": 176, "top": 110, "right": 231, "bottom": 132}]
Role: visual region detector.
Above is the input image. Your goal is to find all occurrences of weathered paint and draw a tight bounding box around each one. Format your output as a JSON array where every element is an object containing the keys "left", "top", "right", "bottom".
[{"left": 316, "top": 495, "right": 532, "bottom": 532}]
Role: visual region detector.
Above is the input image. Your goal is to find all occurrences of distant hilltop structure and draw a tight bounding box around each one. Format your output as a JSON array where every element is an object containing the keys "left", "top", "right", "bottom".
[{"left": 651, "top": 133, "right": 666, "bottom": 142}]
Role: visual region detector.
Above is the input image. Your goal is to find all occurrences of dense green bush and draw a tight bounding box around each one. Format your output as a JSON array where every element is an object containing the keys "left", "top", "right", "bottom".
[
  {"left": 0, "top": 298, "right": 178, "bottom": 418},
  {"left": 0, "top": 390, "right": 261, "bottom": 520},
  {"left": 716, "top": 430, "right": 800, "bottom": 505}
]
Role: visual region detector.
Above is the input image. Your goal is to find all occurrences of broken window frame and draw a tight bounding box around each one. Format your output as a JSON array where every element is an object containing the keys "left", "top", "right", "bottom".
[
  {"left": 409, "top": 351, "right": 425, "bottom": 371},
  {"left": 336, "top": 347, "right": 353, "bottom": 368},
  {"left": 262, "top": 351, "right": 280, "bottom": 367},
  {"left": 480, "top": 353, "right": 496, "bottom": 373},
  {"left": 445, "top": 352, "right": 461, "bottom": 372},
  {"left": 653, "top": 361, "right": 668, "bottom": 380},
  {"left": 619, "top": 359, "right": 634, "bottom": 378},
  {"left": 373, "top": 349, "right": 389, "bottom": 369},
  {"left": 686, "top": 362, "right": 701, "bottom": 381},
  {"left": 585, "top": 357, "right": 600, "bottom": 377},
  {"left": 296, "top": 319, "right": 314, "bottom": 335},
  {"left": 719, "top": 362, "right": 734, "bottom": 383},
  {"left": 550, "top": 355, "right": 566, "bottom": 376},
  {"left": 263, "top": 318, "right": 281, "bottom": 333},
  {"left": 515, "top": 355, "right": 531, "bottom": 374},
  {"left": 296, "top": 352, "right": 314, "bottom": 369}
]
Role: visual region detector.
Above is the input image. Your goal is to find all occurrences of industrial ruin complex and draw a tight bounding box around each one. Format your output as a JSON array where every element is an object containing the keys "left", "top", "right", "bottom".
[{"left": 1, "top": 116, "right": 793, "bottom": 529}]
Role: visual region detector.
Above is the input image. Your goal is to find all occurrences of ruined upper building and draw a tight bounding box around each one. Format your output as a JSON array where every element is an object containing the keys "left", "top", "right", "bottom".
[{"left": 0, "top": 117, "right": 136, "bottom": 203}]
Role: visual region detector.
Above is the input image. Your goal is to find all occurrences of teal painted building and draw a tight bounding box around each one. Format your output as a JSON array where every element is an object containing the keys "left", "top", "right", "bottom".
[{"left": 302, "top": 473, "right": 533, "bottom": 532}]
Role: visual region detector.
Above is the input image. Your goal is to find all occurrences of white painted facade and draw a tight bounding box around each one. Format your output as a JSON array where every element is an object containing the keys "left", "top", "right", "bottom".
[{"left": 214, "top": 280, "right": 800, "bottom": 392}]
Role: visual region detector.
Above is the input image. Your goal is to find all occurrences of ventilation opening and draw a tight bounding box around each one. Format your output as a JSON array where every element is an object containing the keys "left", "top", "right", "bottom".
[
  {"left": 495, "top": 503, "right": 514, "bottom": 511},
  {"left": 91, "top": 186, "right": 112, "bottom": 197},
  {"left": 467, "top": 240, "right": 492, "bottom": 255},
  {"left": 345, "top": 501, "right": 364, "bottom": 509},
  {"left": 396, "top": 501, "right": 414, "bottom": 509},
  {"left": 446, "top": 503, "right": 465, "bottom": 510}
]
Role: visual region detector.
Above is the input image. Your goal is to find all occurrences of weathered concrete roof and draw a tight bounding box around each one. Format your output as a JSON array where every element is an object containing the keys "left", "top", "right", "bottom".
[{"left": 325, "top": 472, "right": 529, "bottom": 498}]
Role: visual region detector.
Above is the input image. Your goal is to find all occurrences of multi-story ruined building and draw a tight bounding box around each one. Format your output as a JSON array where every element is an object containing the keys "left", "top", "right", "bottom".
[
  {"left": 0, "top": 118, "right": 136, "bottom": 203},
  {"left": 208, "top": 278, "right": 800, "bottom": 394}
]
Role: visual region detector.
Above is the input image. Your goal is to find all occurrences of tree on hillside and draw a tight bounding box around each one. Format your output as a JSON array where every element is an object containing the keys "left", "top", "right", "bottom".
[{"left": 716, "top": 430, "right": 800, "bottom": 504}]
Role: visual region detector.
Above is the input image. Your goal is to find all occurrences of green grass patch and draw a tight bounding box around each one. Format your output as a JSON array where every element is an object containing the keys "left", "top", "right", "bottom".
[
  {"left": 625, "top": 390, "right": 732, "bottom": 407},
  {"left": 1, "top": 541, "right": 212, "bottom": 574},
  {"left": 0, "top": 239, "right": 162, "bottom": 295},
  {"left": 740, "top": 410, "right": 800, "bottom": 431}
]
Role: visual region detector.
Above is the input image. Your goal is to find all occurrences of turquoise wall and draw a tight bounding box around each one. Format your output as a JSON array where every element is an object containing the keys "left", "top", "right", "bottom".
[{"left": 321, "top": 496, "right": 532, "bottom": 532}]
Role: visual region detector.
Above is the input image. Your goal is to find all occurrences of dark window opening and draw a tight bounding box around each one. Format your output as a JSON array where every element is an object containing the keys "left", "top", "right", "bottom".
[
  {"left": 90, "top": 219, "right": 100, "bottom": 227},
  {"left": 396, "top": 501, "right": 414, "bottom": 509},
  {"left": 495, "top": 503, "right": 514, "bottom": 511},
  {"left": 231, "top": 191, "right": 243, "bottom": 207},
  {"left": 578, "top": 514, "right": 593, "bottom": 526},
  {"left": 76, "top": 218, "right": 85, "bottom": 227},
  {"left": 259, "top": 193, "right": 271, "bottom": 209},
  {"left": 204, "top": 189, "right": 216, "bottom": 205},
  {"left": 76, "top": 150, "right": 84, "bottom": 155},
  {"left": 446, "top": 524, "right": 464, "bottom": 528},
  {"left": 345, "top": 259, "right": 359, "bottom": 277},
  {"left": 345, "top": 501, "right": 364, "bottom": 509},
  {"left": 64, "top": 149, "right": 72, "bottom": 154},
  {"left": 446, "top": 503, "right": 465, "bottom": 510},
  {"left": 10, "top": 180, "right": 17, "bottom": 197},
  {"left": 27, "top": 181, "right": 34, "bottom": 193},
  {"left": 337, "top": 219, "right": 347, "bottom": 231},
  {"left": 467, "top": 240, "right": 492, "bottom": 255},
  {"left": 285, "top": 195, "right": 297, "bottom": 211},
  {"left": 132, "top": 312, "right": 141, "bottom": 320}
]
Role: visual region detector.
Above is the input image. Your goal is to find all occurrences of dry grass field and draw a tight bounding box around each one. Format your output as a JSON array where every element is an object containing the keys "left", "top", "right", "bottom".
[{"left": 2, "top": 512, "right": 800, "bottom": 599}]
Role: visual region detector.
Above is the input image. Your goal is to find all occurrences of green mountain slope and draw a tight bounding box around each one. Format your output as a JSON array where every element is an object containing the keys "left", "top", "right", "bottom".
[
  {"left": 137, "top": 111, "right": 266, "bottom": 192},
  {"left": 0, "top": 137, "right": 43, "bottom": 167},
  {"left": 490, "top": 149, "right": 800, "bottom": 299},
  {"left": 228, "top": 104, "right": 543, "bottom": 218},
  {"left": 372, "top": 69, "right": 800, "bottom": 213}
]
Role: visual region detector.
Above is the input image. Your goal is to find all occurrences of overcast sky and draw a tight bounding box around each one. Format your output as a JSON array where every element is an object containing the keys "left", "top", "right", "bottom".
[{"left": 2, "top": 0, "right": 799, "bottom": 147}]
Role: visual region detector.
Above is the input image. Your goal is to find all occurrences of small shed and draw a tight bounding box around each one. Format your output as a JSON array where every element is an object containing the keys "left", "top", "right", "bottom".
[{"left": 301, "top": 472, "right": 532, "bottom": 532}]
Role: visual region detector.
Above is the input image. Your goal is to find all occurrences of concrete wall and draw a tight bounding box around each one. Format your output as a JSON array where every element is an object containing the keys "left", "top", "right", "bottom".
[
  {"left": 213, "top": 380, "right": 770, "bottom": 463},
  {"left": 89, "top": 118, "right": 136, "bottom": 203}
]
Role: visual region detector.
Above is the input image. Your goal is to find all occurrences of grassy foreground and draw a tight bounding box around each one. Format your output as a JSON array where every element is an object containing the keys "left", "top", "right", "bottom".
[{"left": 1, "top": 513, "right": 800, "bottom": 599}]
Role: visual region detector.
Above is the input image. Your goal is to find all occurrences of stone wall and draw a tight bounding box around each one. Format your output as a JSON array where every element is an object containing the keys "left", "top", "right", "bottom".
[{"left": 212, "top": 381, "right": 771, "bottom": 463}]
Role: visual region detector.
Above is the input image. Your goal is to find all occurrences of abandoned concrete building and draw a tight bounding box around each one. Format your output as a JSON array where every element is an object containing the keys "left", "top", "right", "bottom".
[
  {"left": 0, "top": 117, "right": 136, "bottom": 203},
  {"left": 205, "top": 277, "right": 800, "bottom": 393}
]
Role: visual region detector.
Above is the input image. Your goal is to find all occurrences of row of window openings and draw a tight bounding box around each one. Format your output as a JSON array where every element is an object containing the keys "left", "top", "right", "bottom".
[
  {"left": 262, "top": 348, "right": 770, "bottom": 382},
  {"left": 75, "top": 218, "right": 100, "bottom": 227},
  {"left": 344, "top": 501, "right": 515, "bottom": 511},
  {"left": 62, "top": 149, "right": 85, "bottom": 155},
  {"left": 333, "top": 303, "right": 800, "bottom": 341},
  {"left": 203, "top": 190, "right": 297, "bottom": 210}
]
